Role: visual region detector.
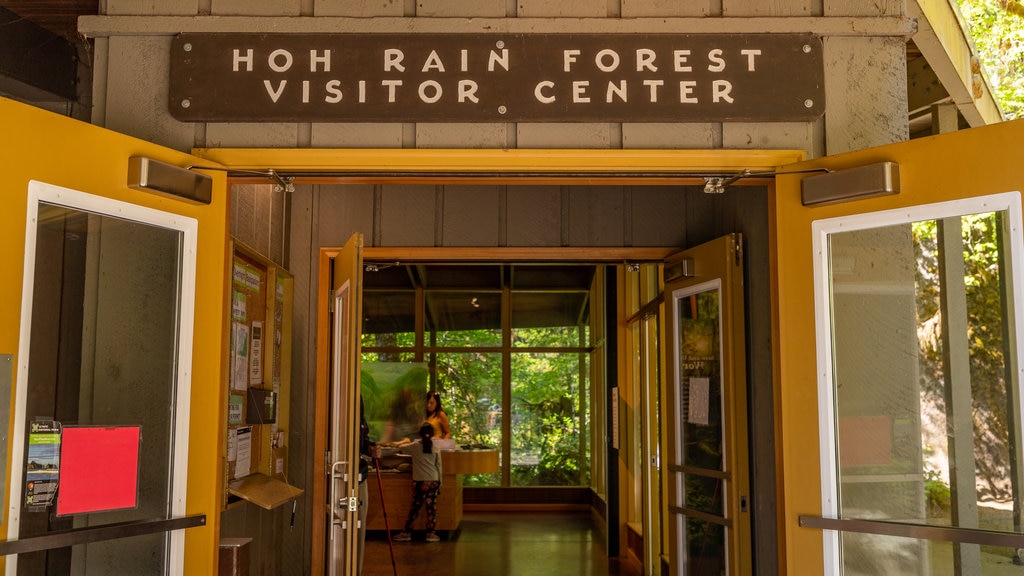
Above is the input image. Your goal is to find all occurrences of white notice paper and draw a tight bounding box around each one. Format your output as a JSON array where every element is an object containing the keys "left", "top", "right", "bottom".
[
  {"left": 232, "top": 322, "right": 249, "bottom": 391},
  {"left": 235, "top": 426, "right": 252, "bottom": 478},
  {"left": 688, "top": 377, "right": 710, "bottom": 426}
]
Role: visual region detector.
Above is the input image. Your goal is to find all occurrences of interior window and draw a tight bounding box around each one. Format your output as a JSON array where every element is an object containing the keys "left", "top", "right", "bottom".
[{"left": 361, "top": 263, "right": 594, "bottom": 488}]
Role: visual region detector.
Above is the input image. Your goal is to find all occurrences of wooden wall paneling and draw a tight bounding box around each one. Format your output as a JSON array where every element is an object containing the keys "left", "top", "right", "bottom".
[
  {"left": 568, "top": 186, "right": 626, "bottom": 246},
  {"left": 629, "top": 186, "right": 690, "bottom": 247},
  {"left": 380, "top": 184, "right": 439, "bottom": 246},
  {"left": 506, "top": 185, "right": 563, "bottom": 247},
  {"left": 441, "top": 185, "right": 503, "bottom": 247},
  {"left": 315, "top": 184, "right": 375, "bottom": 249}
]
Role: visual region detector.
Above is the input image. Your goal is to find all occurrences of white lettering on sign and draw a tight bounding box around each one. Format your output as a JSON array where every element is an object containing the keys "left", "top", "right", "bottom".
[
  {"left": 264, "top": 80, "right": 287, "bottom": 102},
  {"left": 223, "top": 43, "right": 773, "bottom": 108},
  {"left": 310, "top": 49, "right": 331, "bottom": 72},
  {"left": 268, "top": 49, "right": 293, "bottom": 72},
  {"left": 233, "top": 49, "right": 254, "bottom": 72},
  {"left": 713, "top": 80, "right": 734, "bottom": 103},
  {"left": 595, "top": 49, "right": 619, "bottom": 72},
  {"left": 422, "top": 50, "right": 445, "bottom": 72},
  {"left": 707, "top": 49, "right": 725, "bottom": 72},
  {"left": 742, "top": 49, "right": 762, "bottom": 70},
  {"left": 674, "top": 50, "right": 691, "bottom": 72},
  {"left": 637, "top": 49, "right": 657, "bottom": 72},
  {"left": 535, "top": 81, "right": 555, "bottom": 103},
  {"left": 384, "top": 49, "right": 405, "bottom": 72},
  {"left": 607, "top": 80, "right": 626, "bottom": 103}
]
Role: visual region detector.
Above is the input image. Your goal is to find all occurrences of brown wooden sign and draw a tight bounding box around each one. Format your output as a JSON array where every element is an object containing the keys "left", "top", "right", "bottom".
[{"left": 168, "top": 33, "right": 824, "bottom": 123}]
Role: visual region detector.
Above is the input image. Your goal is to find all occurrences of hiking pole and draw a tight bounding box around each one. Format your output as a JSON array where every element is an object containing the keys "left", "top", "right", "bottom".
[{"left": 374, "top": 456, "right": 399, "bottom": 576}]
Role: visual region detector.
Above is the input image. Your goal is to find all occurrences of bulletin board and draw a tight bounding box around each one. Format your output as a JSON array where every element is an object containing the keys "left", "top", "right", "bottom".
[
  {"left": 224, "top": 241, "right": 299, "bottom": 510},
  {"left": 227, "top": 246, "right": 268, "bottom": 483}
]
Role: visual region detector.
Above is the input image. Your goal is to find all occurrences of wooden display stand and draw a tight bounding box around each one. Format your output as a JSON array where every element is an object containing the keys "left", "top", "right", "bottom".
[
  {"left": 223, "top": 241, "right": 302, "bottom": 510},
  {"left": 365, "top": 450, "right": 497, "bottom": 532}
]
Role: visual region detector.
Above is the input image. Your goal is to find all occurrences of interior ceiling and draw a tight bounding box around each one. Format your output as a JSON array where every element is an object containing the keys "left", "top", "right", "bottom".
[
  {"left": 0, "top": 3, "right": 962, "bottom": 135},
  {"left": 363, "top": 263, "right": 596, "bottom": 334}
]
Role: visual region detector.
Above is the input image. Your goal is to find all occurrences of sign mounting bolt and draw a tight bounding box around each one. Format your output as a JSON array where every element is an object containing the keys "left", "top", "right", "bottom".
[
  {"left": 181, "top": 99, "right": 191, "bottom": 109},
  {"left": 498, "top": 105, "right": 507, "bottom": 114},
  {"left": 802, "top": 44, "right": 812, "bottom": 53},
  {"left": 184, "top": 43, "right": 192, "bottom": 52},
  {"left": 496, "top": 40, "right": 505, "bottom": 49},
  {"left": 804, "top": 99, "right": 814, "bottom": 108}
]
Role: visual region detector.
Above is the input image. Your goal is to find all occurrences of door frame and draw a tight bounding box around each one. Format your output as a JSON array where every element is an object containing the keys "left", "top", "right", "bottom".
[
  {"left": 200, "top": 146, "right": 802, "bottom": 576},
  {"left": 311, "top": 245, "right": 678, "bottom": 574}
]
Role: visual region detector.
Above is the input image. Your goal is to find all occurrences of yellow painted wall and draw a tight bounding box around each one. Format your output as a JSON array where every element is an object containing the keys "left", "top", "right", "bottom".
[
  {"left": 773, "top": 118, "right": 1024, "bottom": 574},
  {"left": 0, "top": 97, "right": 229, "bottom": 574}
]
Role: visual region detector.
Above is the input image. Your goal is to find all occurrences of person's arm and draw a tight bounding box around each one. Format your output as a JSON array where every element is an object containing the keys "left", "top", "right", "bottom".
[{"left": 439, "top": 411, "right": 451, "bottom": 439}]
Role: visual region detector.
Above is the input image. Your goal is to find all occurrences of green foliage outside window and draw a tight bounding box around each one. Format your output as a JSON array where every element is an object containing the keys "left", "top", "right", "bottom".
[
  {"left": 913, "top": 213, "right": 1013, "bottom": 504},
  {"left": 364, "top": 325, "right": 591, "bottom": 488},
  {"left": 957, "top": 0, "right": 1024, "bottom": 119}
]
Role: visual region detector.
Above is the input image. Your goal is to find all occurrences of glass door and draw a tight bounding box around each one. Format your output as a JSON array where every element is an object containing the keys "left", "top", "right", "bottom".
[
  {"left": 664, "top": 234, "right": 750, "bottom": 576},
  {"left": 9, "top": 181, "right": 198, "bottom": 576},
  {"left": 813, "top": 194, "right": 1024, "bottom": 574},
  {"left": 774, "top": 118, "right": 1024, "bottom": 574},
  {"left": 328, "top": 233, "right": 364, "bottom": 576}
]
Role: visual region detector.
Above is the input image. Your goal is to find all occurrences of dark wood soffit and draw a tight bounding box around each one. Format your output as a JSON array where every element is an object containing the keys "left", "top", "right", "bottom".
[{"left": 0, "top": 0, "right": 98, "bottom": 42}]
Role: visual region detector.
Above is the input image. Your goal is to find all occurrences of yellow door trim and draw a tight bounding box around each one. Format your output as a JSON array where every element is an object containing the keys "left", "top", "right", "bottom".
[{"left": 192, "top": 148, "right": 804, "bottom": 181}]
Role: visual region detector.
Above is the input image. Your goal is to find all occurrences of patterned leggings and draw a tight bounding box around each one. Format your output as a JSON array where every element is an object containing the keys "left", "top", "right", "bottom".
[{"left": 403, "top": 480, "right": 440, "bottom": 531}]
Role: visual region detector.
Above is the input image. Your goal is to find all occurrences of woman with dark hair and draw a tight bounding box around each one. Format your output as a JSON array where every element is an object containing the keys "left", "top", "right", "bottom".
[{"left": 424, "top": 391, "right": 451, "bottom": 439}]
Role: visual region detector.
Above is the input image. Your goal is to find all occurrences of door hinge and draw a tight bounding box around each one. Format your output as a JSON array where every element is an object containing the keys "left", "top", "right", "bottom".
[
  {"left": 324, "top": 450, "right": 331, "bottom": 476},
  {"left": 734, "top": 235, "right": 743, "bottom": 267}
]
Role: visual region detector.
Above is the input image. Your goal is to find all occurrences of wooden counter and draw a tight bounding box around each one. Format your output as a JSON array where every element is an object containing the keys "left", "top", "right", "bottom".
[
  {"left": 365, "top": 470, "right": 461, "bottom": 531},
  {"left": 365, "top": 450, "right": 497, "bottom": 532},
  {"left": 442, "top": 449, "right": 498, "bottom": 475}
]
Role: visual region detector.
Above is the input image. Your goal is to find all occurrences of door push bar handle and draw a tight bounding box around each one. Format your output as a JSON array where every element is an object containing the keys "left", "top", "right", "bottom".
[
  {"left": 800, "top": 515, "right": 1024, "bottom": 548},
  {"left": 329, "top": 460, "right": 348, "bottom": 541}
]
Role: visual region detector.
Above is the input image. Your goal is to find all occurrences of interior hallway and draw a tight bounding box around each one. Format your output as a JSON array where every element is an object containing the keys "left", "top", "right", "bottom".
[{"left": 362, "top": 510, "right": 642, "bottom": 576}]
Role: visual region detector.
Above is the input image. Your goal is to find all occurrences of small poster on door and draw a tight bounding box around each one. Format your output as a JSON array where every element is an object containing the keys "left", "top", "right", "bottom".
[
  {"left": 26, "top": 419, "right": 61, "bottom": 510},
  {"left": 688, "top": 377, "right": 710, "bottom": 426},
  {"left": 57, "top": 426, "right": 141, "bottom": 516}
]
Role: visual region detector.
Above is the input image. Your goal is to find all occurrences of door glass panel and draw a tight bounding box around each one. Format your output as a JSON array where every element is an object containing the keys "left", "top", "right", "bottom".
[
  {"left": 819, "top": 194, "right": 1024, "bottom": 575},
  {"left": 684, "top": 517, "right": 726, "bottom": 576},
  {"left": 673, "top": 282, "right": 728, "bottom": 574},
  {"left": 18, "top": 194, "right": 190, "bottom": 575},
  {"left": 679, "top": 290, "right": 724, "bottom": 473}
]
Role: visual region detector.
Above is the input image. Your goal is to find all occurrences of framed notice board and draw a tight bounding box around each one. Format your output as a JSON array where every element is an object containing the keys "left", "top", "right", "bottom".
[{"left": 224, "top": 241, "right": 300, "bottom": 510}]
